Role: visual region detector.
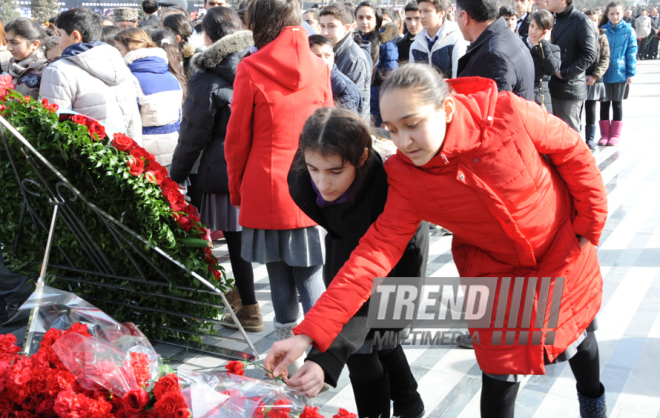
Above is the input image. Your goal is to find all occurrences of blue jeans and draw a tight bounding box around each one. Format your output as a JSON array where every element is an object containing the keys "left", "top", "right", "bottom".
[{"left": 266, "top": 260, "right": 325, "bottom": 324}]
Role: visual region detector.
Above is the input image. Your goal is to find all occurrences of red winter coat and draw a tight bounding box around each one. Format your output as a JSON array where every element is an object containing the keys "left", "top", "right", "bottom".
[
  {"left": 294, "top": 77, "right": 608, "bottom": 376},
  {"left": 225, "top": 27, "right": 334, "bottom": 230}
]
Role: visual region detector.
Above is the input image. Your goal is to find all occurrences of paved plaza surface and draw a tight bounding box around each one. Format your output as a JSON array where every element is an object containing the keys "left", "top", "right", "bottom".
[{"left": 3, "top": 60, "right": 660, "bottom": 417}]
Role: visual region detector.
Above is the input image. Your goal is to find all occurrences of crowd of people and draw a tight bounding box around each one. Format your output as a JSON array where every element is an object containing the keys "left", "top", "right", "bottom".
[{"left": 0, "top": 0, "right": 650, "bottom": 416}]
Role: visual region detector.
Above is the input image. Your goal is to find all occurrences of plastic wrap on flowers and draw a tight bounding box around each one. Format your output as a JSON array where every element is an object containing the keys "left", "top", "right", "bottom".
[
  {"left": 18, "top": 285, "right": 162, "bottom": 396},
  {"left": 18, "top": 285, "right": 118, "bottom": 353},
  {"left": 177, "top": 369, "right": 308, "bottom": 418},
  {"left": 51, "top": 332, "right": 139, "bottom": 397}
]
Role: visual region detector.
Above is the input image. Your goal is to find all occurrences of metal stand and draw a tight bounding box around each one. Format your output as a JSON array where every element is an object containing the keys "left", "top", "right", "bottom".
[{"left": 1, "top": 116, "right": 258, "bottom": 361}]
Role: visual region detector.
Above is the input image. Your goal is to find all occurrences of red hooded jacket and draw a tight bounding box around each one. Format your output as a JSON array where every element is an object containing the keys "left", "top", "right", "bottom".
[
  {"left": 294, "top": 77, "right": 608, "bottom": 376},
  {"left": 225, "top": 27, "right": 334, "bottom": 230}
]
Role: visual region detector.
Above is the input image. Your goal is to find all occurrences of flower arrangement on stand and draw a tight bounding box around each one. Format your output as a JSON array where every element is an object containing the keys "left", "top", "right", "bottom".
[{"left": 0, "top": 91, "right": 228, "bottom": 341}]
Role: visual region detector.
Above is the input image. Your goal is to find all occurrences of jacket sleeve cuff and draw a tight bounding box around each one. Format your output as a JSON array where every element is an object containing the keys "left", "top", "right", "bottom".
[
  {"left": 304, "top": 349, "right": 344, "bottom": 387},
  {"left": 573, "top": 215, "right": 602, "bottom": 246},
  {"left": 293, "top": 321, "right": 333, "bottom": 352}
]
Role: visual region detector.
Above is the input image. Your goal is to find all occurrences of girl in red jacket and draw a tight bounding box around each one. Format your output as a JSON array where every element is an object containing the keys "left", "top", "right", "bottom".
[
  {"left": 266, "top": 65, "right": 609, "bottom": 418},
  {"left": 224, "top": 0, "right": 334, "bottom": 370}
]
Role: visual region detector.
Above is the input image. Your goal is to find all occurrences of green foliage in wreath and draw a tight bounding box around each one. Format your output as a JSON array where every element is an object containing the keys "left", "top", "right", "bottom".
[{"left": 0, "top": 92, "right": 231, "bottom": 342}]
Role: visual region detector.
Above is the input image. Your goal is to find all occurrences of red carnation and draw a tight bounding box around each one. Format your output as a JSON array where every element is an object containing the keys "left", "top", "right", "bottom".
[
  {"left": 87, "top": 120, "right": 106, "bottom": 141},
  {"left": 153, "top": 374, "right": 180, "bottom": 401},
  {"left": 41, "top": 98, "right": 49, "bottom": 107},
  {"left": 112, "top": 133, "right": 138, "bottom": 152},
  {"left": 49, "top": 104, "right": 59, "bottom": 112},
  {"left": 122, "top": 388, "right": 150, "bottom": 412},
  {"left": 117, "top": 408, "right": 144, "bottom": 418},
  {"left": 224, "top": 361, "right": 245, "bottom": 376},
  {"left": 127, "top": 155, "right": 145, "bottom": 176},
  {"left": 300, "top": 405, "right": 324, "bottom": 418},
  {"left": 176, "top": 408, "right": 191, "bottom": 418},
  {"left": 130, "top": 352, "right": 151, "bottom": 388},
  {"left": 71, "top": 114, "right": 87, "bottom": 125},
  {"left": 36, "top": 398, "right": 55, "bottom": 415},
  {"left": 21, "top": 394, "right": 40, "bottom": 410},
  {"left": 334, "top": 408, "right": 358, "bottom": 418},
  {"left": 153, "top": 391, "right": 188, "bottom": 418}
]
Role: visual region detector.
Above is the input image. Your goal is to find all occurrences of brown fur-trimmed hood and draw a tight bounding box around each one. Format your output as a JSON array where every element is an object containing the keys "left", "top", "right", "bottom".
[
  {"left": 191, "top": 31, "right": 254, "bottom": 72},
  {"left": 379, "top": 22, "right": 399, "bottom": 44}
]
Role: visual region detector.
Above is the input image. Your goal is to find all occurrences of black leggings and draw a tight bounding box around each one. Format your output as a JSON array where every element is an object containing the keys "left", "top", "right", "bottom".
[
  {"left": 345, "top": 347, "right": 396, "bottom": 381},
  {"left": 585, "top": 100, "right": 599, "bottom": 126},
  {"left": 600, "top": 101, "right": 623, "bottom": 121},
  {"left": 223, "top": 231, "right": 257, "bottom": 305},
  {"left": 481, "top": 331, "right": 601, "bottom": 418}
]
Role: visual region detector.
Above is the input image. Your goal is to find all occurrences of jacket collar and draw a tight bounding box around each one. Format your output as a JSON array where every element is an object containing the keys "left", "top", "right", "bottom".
[
  {"left": 123, "top": 47, "right": 168, "bottom": 66},
  {"left": 60, "top": 41, "right": 105, "bottom": 60},
  {"left": 414, "top": 20, "right": 460, "bottom": 51},
  {"left": 191, "top": 30, "right": 253, "bottom": 72},
  {"left": 334, "top": 31, "right": 354, "bottom": 56},
  {"left": 465, "top": 18, "right": 508, "bottom": 55},
  {"left": 555, "top": 4, "right": 574, "bottom": 20}
]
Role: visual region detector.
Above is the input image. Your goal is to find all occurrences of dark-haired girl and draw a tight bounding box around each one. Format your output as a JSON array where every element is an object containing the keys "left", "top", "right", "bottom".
[
  {"left": 162, "top": 13, "right": 197, "bottom": 79},
  {"left": 598, "top": 1, "right": 636, "bottom": 146},
  {"left": 267, "top": 64, "right": 609, "bottom": 418},
  {"left": 151, "top": 30, "right": 188, "bottom": 102},
  {"left": 525, "top": 10, "right": 560, "bottom": 113},
  {"left": 5, "top": 18, "right": 47, "bottom": 99},
  {"left": 225, "top": 0, "right": 333, "bottom": 372},
  {"left": 170, "top": 7, "right": 263, "bottom": 333},
  {"left": 287, "top": 107, "right": 427, "bottom": 418},
  {"left": 355, "top": 1, "right": 399, "bottom": 126}
]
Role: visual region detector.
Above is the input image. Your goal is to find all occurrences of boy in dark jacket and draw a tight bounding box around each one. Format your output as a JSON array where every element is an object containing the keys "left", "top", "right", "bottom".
[
  {"left": 397, "top": 1, "right": 422, "bottom": 63},
  {"left": 309, "top": 35, "right": 362, "bottom": 115},
  {"left": 319, "top": 3, "right": 372, "bottom": 121}
]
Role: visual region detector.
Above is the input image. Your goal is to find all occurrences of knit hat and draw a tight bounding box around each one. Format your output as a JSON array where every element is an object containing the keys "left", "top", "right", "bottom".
[{"left": 114, "top": 8, "right": 139, "bottom": 22}]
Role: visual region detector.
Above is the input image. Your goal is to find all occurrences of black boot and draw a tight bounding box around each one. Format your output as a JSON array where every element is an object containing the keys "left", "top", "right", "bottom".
[
  {"left": 379, "top": 346, "right": 424, "bottom": 418},
  {"left": 350, "top": 371, "right": 391, "bottom": 418},
  {"left": 577, "top": 383, "right": 607, "bottom": 418}
]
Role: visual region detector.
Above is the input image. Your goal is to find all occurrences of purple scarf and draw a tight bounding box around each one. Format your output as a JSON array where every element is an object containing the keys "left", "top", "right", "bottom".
[{"left": 310, "top": 176, "right": 365, "bottom": 209}]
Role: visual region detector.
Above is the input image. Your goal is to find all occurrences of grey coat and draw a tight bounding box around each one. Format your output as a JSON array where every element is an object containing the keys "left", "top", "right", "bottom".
[
  {"left": 334, "top": 32, "right": 372, "bottom": 121},
  {"left": 39, "top": 43, "right": 142, "bottom": 142}
]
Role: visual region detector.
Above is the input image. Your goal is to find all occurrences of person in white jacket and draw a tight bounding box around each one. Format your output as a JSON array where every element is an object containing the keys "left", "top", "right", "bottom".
[
  {"left": 40, "top": 9, "right": 142, "bottom": 142},
  {"left": 408, "top": 0, "right": 468, "bottom": 78}
]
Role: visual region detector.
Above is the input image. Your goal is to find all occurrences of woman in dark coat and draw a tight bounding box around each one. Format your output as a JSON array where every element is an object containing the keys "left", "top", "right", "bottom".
[
  {"left": 526, "top": 10, "right": 561, "bottom": 113},
  {"left": 287, "top": 107, "right": 427, "bottom": 418},
  {"left": 168, "top": 8, "right": 263, "bottom": 331}
]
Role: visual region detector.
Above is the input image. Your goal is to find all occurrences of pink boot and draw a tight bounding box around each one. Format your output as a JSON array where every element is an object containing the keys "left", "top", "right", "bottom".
[
  {"left": 608, "top": 121, "right": 623, "bottom": 146},
  {"left": 598, "top": 120, "right": 610, "bottom": 146}
]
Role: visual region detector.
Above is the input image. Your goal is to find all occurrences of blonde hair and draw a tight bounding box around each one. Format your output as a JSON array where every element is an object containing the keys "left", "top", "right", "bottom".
[{"left": 114, "top": 28, "right": 156, "bottom": 52}]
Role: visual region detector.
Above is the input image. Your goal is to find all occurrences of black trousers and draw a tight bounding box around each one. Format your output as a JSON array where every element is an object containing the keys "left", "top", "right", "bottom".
[{"left": 481, "top": 331, "right": 601, "bottom": 418}]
